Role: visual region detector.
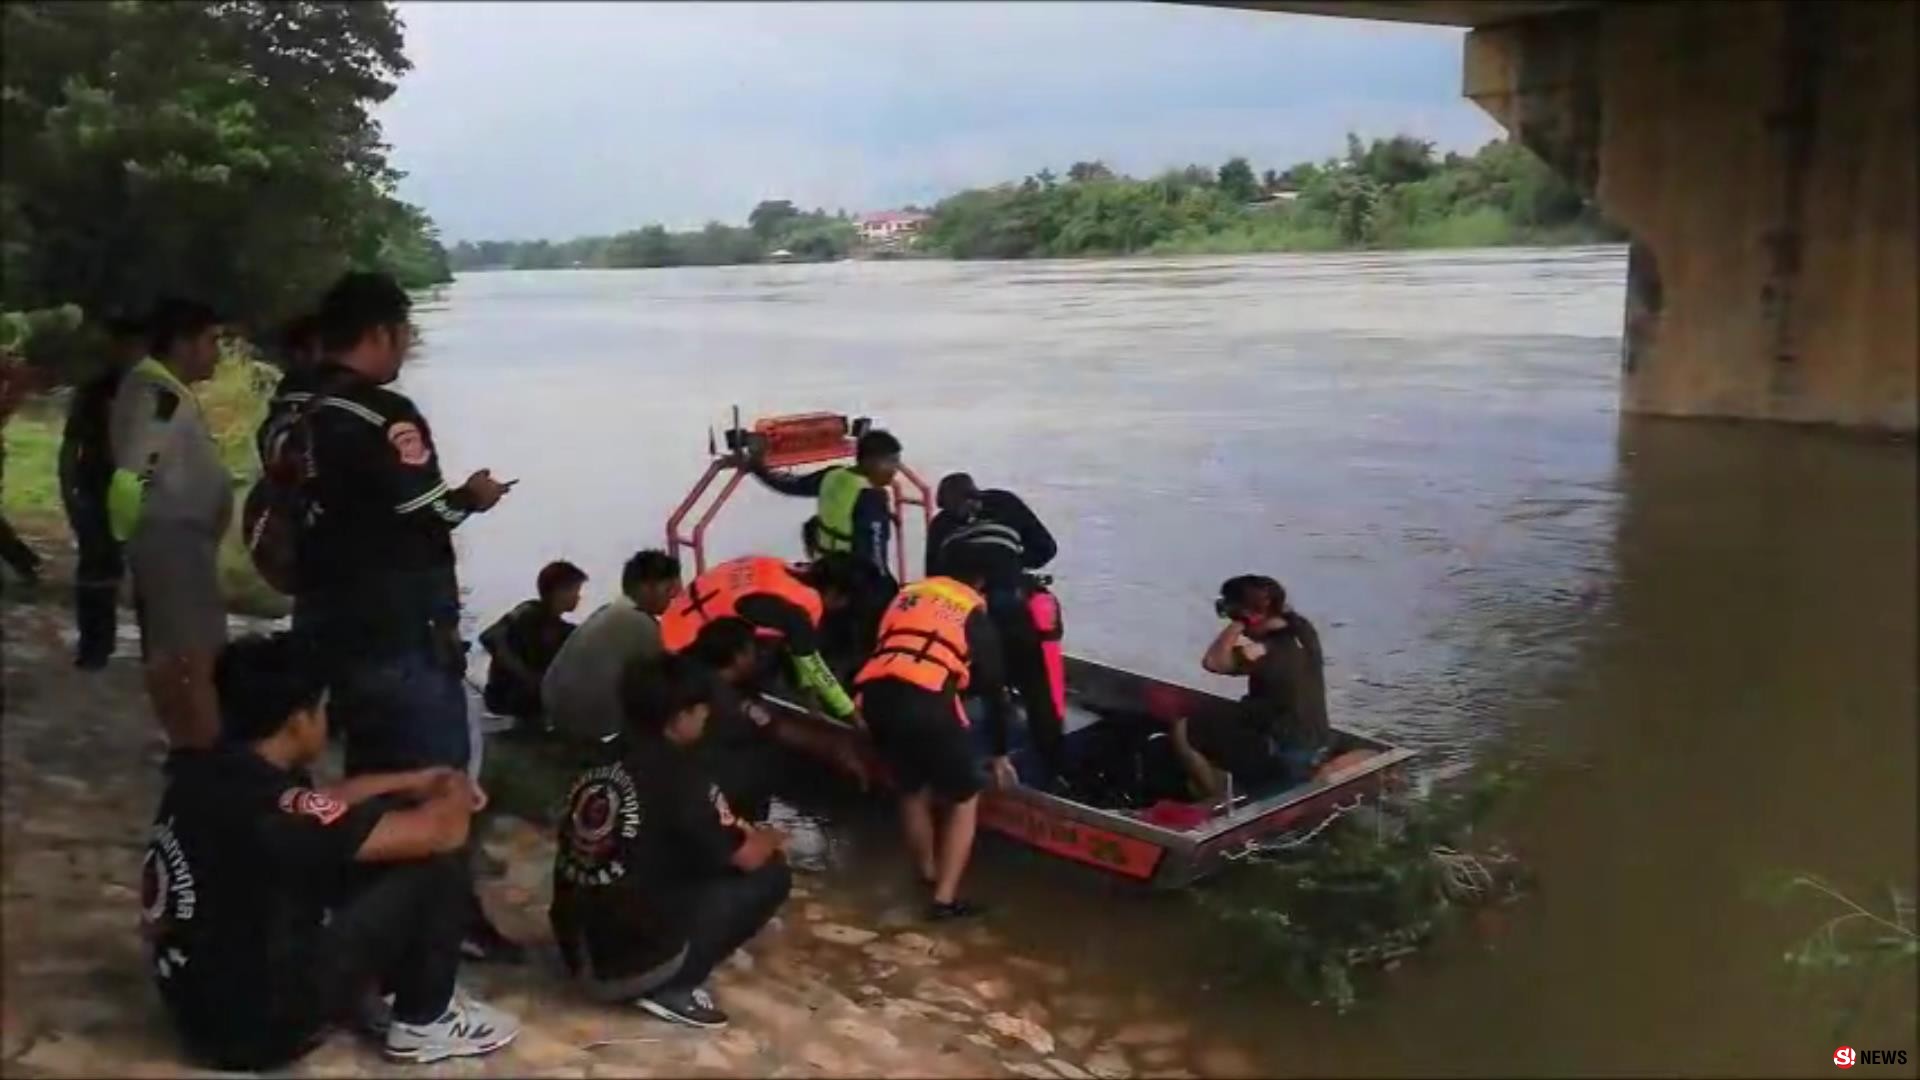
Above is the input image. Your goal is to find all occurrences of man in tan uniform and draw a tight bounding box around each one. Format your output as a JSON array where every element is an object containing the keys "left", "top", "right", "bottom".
[{"left": 109, "top": 299, "right": 232, "bottom": 749}]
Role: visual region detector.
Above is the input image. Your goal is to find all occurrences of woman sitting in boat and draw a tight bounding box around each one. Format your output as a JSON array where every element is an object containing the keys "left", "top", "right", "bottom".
[{"left": 1169, "top": 575, "right": 1331, "bottom": 800}]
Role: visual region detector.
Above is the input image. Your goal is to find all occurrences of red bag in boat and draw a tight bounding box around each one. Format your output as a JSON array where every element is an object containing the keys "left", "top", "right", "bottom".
[{"left": 1140, "top": 800, "right": 1212, "bottom": 830}]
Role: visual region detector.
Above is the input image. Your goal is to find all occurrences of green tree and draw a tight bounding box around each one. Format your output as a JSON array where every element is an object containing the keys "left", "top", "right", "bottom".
[
  {"left": 748, "top": 199, "right": 800, "bottom": 240},
  {"left": 0, "top": 0, "right": 447, "bottom": 365},
  {"left": 1066, "top": 160, "right": 1114, "bottom": 184},
  {"left": 1217, "top": 156, "right": 1258, "bottom": 203}
]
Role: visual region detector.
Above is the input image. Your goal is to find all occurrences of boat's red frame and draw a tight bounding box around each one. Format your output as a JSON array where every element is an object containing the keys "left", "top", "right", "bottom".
[{"left": 665, "top": 410, "right": 934, "bottom": 578}]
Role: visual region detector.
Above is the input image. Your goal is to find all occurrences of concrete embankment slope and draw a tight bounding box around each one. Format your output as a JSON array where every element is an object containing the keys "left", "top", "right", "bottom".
[{"left": 0, "top": 576, "right": 1252, "bottom": 1079}]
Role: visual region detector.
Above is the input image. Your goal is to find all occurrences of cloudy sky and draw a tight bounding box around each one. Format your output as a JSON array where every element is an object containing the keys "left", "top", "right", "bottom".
[{"left": 376, "top": 2, "right": 1500, "bottom": 242}]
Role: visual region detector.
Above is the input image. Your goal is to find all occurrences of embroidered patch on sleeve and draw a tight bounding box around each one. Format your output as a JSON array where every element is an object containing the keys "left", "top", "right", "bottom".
[
  {"left": 278, "top": 788, "right": 347, "bottom": 825},
  {"left": 386, "top": 421, "right": 431, "bottom": 466}
]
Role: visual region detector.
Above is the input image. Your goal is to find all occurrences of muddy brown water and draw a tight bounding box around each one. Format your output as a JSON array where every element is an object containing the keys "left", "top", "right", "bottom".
[{"left": 409, "top": 248, "right": 1916, "bottom": 1076}]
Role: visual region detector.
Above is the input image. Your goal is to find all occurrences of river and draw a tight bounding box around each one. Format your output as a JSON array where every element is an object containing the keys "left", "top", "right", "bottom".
[{"left": 407, "top": 248, "right": 1917, "bottom": 1075}]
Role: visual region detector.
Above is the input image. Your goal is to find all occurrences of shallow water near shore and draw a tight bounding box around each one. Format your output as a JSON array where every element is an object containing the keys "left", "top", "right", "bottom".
[{"left": 398, "top": 248, "right": 1916, "bottom": 1075}]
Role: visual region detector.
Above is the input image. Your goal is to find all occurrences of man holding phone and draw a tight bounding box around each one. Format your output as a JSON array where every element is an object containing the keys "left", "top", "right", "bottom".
[{"left": 262, "top": 271, "right": 520, "bottom": 961}]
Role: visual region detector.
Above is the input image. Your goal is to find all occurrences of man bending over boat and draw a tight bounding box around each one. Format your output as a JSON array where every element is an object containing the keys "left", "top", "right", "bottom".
[
  {"left": 1170, "top": 575, "right": 1331, "bottom": 800},
  {"left": 853, "top": 549, "right": 1015, "bottom": 921},
  {"left": 684, "top": 615, "right": 872, "bottom": 819},
  {"left": 927, "top": 472, "right": 1068, "bottom": 788},
  {"left": 659, "top": 554, "right": 865, "bottom": 730}
]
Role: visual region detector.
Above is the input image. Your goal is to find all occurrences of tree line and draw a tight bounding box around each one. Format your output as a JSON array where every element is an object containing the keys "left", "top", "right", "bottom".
[
  {"left": 922, "top": 135, "right": 1621, "bottom": 260},
  {"left": 449, "top": 134, "right": 1617, "bottom": 274},
  {"left": 447, "top": 202, "right": 859, "bottom": 272},
  {"left": 1, "top": 1, "right": 450, "bottom": 374}
]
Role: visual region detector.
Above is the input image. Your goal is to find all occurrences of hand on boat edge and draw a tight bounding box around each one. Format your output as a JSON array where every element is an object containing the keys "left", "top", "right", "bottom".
[{"left": 989, "top": 755, "right": 1020, "bottom": 791}]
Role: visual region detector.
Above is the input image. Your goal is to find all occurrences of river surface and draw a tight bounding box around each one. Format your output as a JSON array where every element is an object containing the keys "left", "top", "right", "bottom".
[{"left": 408, "top": 249, "right": 1916, "bottom": 1076}]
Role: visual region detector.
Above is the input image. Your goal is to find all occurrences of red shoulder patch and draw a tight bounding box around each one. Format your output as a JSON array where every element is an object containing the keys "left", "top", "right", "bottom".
[
  {"left": 278, "top": 787, "right": 347, "bottom": 825},
  {"left": 386, "top": 421, "right": 431, "bottom": 467}
]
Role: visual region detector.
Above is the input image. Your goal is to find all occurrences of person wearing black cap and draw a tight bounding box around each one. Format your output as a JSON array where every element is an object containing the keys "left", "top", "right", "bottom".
[
  {"left": 58, "top": 313, "right": 147, "bottom": 668},
  {"left": 925, "top": 473, "right": 1068, "bottom": 785}
]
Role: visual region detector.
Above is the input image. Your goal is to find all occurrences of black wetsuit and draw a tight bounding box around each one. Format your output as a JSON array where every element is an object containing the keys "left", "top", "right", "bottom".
[{"left": 927, "top": 490, "right": 1067, "bottom": 781}]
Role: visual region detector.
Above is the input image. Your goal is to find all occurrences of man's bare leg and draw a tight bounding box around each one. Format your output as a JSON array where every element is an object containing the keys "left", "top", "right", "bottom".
[
  {"left": 899, "top": 789, "right": 938, "bottom": 885},
  {"left": 930, "top": 794, "right": 979, "bottom": 906},
  {"left": 1169, "top": 717, "right": 1225, "bottom": 800},
  {"left": 146, "top": 651, "right": 220, "bottom": 749}
]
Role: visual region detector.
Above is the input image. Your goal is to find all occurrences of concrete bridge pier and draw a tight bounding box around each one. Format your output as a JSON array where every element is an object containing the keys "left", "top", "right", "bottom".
[{"left": 1464, "top": 0, "right": 1916, "bottom": 432}]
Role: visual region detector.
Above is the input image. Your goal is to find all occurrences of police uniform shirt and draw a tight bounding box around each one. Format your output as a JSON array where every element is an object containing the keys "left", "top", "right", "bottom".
[
  {"left": 550, "top": 736, "right": 746, "bottom": 984},
  {"left": 109, "top": 360, "right": 232, "bottom": 536},
  {"left": 142, "top": 747, "right": 390, "bottom": 1054},
  {"left": 261, "top": 363, "right": 474, "bottom": 653}
]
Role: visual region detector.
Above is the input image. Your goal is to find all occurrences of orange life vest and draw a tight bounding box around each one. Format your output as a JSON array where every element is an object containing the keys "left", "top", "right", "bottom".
[
  {"left": 660, "top": 556, "right": 824, "bottom": 654},
  {"left": 854, "top": 577, "right": 985, "bottom": 694}
]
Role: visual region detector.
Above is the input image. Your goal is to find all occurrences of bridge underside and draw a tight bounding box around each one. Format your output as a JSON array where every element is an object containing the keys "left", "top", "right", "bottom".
[{"left": 1214, "top": 0, "right": 1918, "bottom": 432}]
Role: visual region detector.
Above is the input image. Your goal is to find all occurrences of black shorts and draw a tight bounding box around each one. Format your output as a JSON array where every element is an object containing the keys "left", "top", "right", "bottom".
[
  {"left": 1184, "top": 707, "right": 1290, "bottom": 789},
  {"left": 859, "top": 680, "right": 983, "bottom": 801}
]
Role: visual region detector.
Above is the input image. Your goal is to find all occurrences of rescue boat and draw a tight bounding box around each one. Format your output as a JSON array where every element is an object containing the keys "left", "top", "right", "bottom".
[{"left": 666, "top": 410, "right": 1416, "bottom": 889}]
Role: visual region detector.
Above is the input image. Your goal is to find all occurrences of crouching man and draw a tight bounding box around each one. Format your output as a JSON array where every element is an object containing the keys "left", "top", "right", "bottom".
[
  {"left": 142, "top": 635, "right": 519, "bottom": 1069},
  {"left": 550, "top": 654, "right": 791, "bottom": 1029}
]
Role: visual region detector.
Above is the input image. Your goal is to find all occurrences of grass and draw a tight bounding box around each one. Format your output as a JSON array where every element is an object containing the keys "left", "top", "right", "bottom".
[{"left": 2, "top": 351, "right": 289, "bottom": 618}]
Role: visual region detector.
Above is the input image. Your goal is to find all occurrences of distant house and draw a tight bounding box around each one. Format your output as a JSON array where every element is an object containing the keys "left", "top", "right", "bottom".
[
  {"left": 856, "top": 210, "right": 929, "bottom": 244},
  {"left": 1250, "top": 190, "right": 1302, "bottom": 209}
]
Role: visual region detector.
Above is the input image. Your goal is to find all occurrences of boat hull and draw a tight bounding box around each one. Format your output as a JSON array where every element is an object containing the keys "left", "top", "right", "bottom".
[{"left": 767, "top": 655, "right": 1415, "bottom": 889}]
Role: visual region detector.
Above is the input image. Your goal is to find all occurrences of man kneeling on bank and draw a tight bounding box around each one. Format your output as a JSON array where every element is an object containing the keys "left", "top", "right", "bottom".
[
  {"left": 142, "top": 635, "right": 519, "bottom": 1069},
  {"left": 550, "top": 654, "right": 792, "bottom": 1029}
]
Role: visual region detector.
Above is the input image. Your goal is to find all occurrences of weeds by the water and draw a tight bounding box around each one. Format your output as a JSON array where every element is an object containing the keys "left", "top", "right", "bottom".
[
  {"left": 1777, "top": 874, "right": 1917, "bottom": 1039},
  {"left": 1194, "top": 766, "right": 1530, "bottom": 1012}
]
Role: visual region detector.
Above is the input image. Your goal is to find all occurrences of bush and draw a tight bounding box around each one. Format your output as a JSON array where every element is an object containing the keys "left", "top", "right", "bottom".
[{"left": 1191, "top": 765, "right": 1530, "bottom": 1012}]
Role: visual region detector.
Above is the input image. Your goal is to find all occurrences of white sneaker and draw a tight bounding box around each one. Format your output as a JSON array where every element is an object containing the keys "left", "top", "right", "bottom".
[{"left": 384, "top": 989, "right": 520, "bottom": 1063}]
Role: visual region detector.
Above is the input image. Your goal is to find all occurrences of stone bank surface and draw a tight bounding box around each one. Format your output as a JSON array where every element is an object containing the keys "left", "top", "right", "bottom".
[{"left": 1, "top": 586, "right": 1251, "bottom": 1079}]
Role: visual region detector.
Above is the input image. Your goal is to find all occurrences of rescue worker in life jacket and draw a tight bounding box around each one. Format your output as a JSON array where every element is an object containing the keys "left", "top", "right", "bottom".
[
  {"left": 748, "top": 429, "right": 902, "bottom": 586},
  {"left": 659, "top": 554, "right": 866, "bottom": 729},
  {"left": 854, "top": 548, "right": 1015, "bottom": 921},
  {"left": 925, "top": 472, "right": 1068, "bottom": 787}
]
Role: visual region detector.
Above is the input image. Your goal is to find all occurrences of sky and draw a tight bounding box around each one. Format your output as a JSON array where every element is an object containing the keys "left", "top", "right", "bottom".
[{"left": 376, "top": 2, "right": 1502, "bottom": 243}]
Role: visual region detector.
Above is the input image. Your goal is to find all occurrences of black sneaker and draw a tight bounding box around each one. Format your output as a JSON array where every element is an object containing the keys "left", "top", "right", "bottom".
[
  {"left": 927, "top": 898, "right": 989, "bottom": 922},
  {"left": 460, "top": 914, "right": 528, "bottom": 965},
  {"left": 638, "top": 986, "right": 729, "bottom": 1030}
]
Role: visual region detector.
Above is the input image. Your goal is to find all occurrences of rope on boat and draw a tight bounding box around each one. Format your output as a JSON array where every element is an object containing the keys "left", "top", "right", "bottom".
[{"left": 1220, "top": 795, "right": 1368, "bottom": 862}]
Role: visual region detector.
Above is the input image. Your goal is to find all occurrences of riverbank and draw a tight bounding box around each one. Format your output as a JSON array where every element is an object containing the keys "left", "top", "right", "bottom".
[{"left": 0, "top": 584, "right": 1256, "bottom": 1079}]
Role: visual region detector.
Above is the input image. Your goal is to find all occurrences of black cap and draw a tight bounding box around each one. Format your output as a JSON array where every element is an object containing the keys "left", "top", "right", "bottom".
[{"left": 936, "top": 472, "right": 979, "bottom": 513}]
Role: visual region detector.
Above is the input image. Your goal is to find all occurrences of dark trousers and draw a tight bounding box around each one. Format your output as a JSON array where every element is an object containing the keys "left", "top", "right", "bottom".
[
  {"left": 986, "top": 585, "right": 1065, "bottom": 780},
  {"left": 72, "top": 519, "right": 123, "bottom": 664},
  {"left": 324, "top": 644, "right": 500, "bottom": 943},
  {"left": 187, "top": 856, "right": 465, "bottom": 1071},
  {"left": 665, "top": 860, "right": 792, "bottom": 992},
  {"left": 573, "top": 861, "right": 792, "bottom": 1004},
  {"left": 329, "top": 647, "right": 473, "bottom": 775}
]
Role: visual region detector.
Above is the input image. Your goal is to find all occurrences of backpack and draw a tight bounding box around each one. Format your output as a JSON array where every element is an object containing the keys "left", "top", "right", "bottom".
[{"left": 242, "top": 376, "right": 371, "bottom": 595}]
